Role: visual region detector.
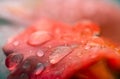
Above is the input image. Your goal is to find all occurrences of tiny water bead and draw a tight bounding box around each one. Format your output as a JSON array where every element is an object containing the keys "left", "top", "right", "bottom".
[
  {"left": 36, "top": 50, "right": 44, "bottom": 57},
  {"left": 13, "top": 41, "right": 20, "bottom": 46},
  {"left": 5, "top": 53, "right": 23, "bottom": 71},
  {"left": 33, "top": 63, "right": 45, "bottom": 75},
  {"left": 28, "top": 31, "right": 52, "bottom": 46},
  {"left": 49, "top": 46, "right": 73, "bottom": 64}
]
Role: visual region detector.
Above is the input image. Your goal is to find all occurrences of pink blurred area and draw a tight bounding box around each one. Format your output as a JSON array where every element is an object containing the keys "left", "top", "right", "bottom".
[
  {"left": 0, "top": 0, "right": 119, "bottom": 24},
  {"left": 0, "top": 0, "right": 120, "bottom": 44}
]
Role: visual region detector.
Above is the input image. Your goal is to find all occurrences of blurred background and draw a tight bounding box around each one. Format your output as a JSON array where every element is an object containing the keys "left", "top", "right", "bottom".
[{"left": 0, "top": 0, "right": 120, "bottom": 79}]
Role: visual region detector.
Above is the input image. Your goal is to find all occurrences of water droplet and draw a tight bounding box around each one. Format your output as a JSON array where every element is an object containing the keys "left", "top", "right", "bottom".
[
  {"left": 48, "top": 45, "right": 52, "bottom": 48},
  {"left": 49, "top": 46, "right": 72, "bottom": 64},
  {"left": 13, "top": 41, "right": 19, "bottom": 46},
  {"left": 7, "top": 35, "right": 16, "bottom": 44},
  {"left": 22, "top": 60, "right": 31, "bottom": 70},
  {"left": 94, "top": 32, "right": 100, "bottom": 36},
  {"left": 28, "top": 31, "right": 51, "bottom": 46},
  {"left": 33, "top": 63, "right": 45, "bottom": 75},
  {"left": 5, "top": 53, "right": 23, "bottom": 71},
  {"left": 19, "top": 73, "right": 29, "bottom": 79},
  {"left": 84, "top": 45, "right": 91, "bottom": 50},
  {"left": 36, "top": 50, "right": 44, "bottom": 57},
  {"left": 22, "top": 56, "right": 40, "bottom": 73},
  {"left": 29, "top": 50, "right": 33, "bottom": 55}
]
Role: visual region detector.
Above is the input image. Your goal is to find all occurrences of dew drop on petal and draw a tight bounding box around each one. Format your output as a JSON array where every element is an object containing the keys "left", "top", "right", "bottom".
[
  {"left": 36, "top": 50, "right": 44, "bottom": 57},
  {"left": 13, "top": 41, "right": 19, "bottom": 46},
  {"left": 5, "top": 53, "right": 23, "bottom": 71},
  {"left": 19, "top": 73, "right": 29, "bottom": 79},
  {"left": 28, "top": 31, "right": 51, "bottom": 46},
  {"left": 84, "top": 45, "right": 91, "bottom": 50},
  {"left": 49, "top": 46, "right": 72, "bottom": 64},
  {"left": 22, "top": 60, "right": 31, "bottom": 70},
  {"left": 48, "top": 45, "right": 52, "bottom": 48},
  {"left": 33, "top": 63, "right": 45, "bottom": 75}
]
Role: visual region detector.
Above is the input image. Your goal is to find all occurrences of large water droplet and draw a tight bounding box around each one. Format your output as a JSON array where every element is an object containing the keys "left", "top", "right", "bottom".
[
  {"left": 28, "top": 31, "right": 51, "bottom": 46},
  {"left": 5, "top": 53, "right": 23, "bottom": 71},
  {"left": 36, "top": 50, "right": 44, "bottom": 57},
  {"left": 49, "top": 46, "right": 72, "bottom": 64},
  {"left": 33, "top": 63, "right": 45, "bottom": 75}
]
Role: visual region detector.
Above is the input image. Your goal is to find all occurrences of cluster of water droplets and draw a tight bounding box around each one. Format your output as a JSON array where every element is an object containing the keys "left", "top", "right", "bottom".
[{"left": 21, "top": 57, "right": 45, "bottom": 76}]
